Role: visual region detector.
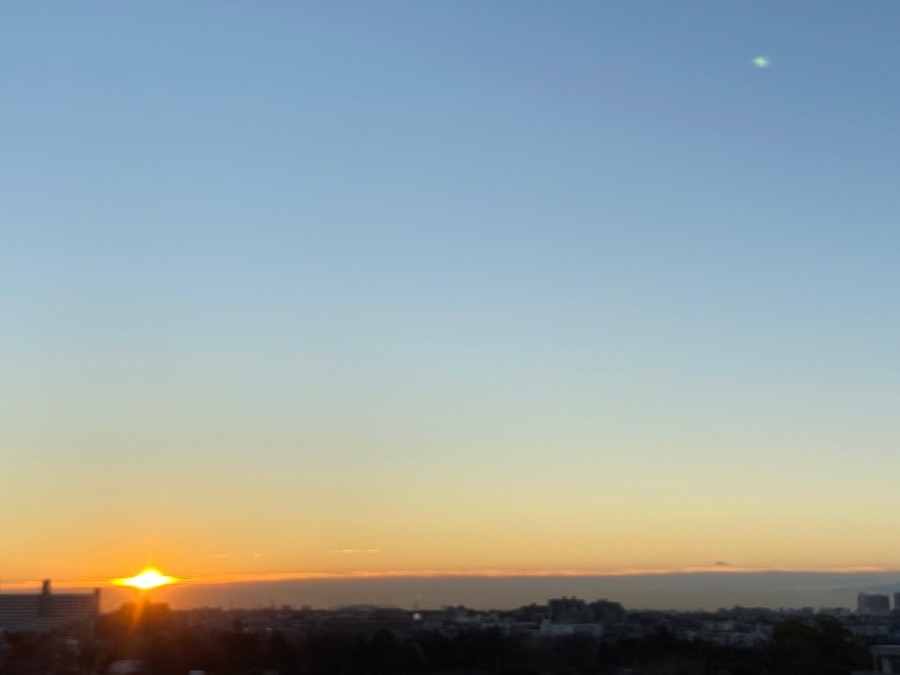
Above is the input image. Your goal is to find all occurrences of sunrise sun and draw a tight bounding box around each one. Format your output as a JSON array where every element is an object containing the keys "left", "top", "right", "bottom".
[{"left": 113, "top": 568, "right": 179, "bottom": 590}]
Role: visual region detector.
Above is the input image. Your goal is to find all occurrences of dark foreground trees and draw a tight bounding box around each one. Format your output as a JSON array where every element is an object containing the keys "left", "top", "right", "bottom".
[
  {"left": 771, "top": 615, "right": 869, "bottom": 675},
  {"left": 1, "top": 615, "right": 873, "bottom": 675}
]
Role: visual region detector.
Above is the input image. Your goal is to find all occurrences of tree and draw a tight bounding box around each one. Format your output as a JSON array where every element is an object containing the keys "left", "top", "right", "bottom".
[{"left": 772, "top": 615, "right": 868, "bottom": 675}]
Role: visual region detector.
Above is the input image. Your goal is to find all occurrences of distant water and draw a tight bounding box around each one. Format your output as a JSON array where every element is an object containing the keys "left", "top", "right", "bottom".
[{"left": 101, "top": 571, "right": 900, "bottom": 612}]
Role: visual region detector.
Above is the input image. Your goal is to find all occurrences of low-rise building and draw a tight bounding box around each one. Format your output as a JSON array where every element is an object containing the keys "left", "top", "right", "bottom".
[{"left": 0, "top": 580, "right": 99, "bottom": 636}]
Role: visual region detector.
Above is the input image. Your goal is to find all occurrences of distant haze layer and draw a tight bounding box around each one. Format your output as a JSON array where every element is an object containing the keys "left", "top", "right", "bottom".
[{"left": 86, "top": 571, "right": 900, "bottom": 612}]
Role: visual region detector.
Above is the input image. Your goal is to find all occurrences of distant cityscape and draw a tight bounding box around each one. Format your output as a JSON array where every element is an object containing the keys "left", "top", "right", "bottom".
[
  {"left": 5, "top": 579, "right": 900, "bottom": 673},
  {"left": 5, "top": 580, "right": 900, "bottom": 638}
]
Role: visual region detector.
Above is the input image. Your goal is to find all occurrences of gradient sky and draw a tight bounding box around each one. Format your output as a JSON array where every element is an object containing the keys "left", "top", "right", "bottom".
[{"left": 2, "top": 1, "right": 899, "bottom": 590}]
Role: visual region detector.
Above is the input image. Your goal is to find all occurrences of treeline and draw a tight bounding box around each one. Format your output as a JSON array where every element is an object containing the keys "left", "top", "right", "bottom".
[{"left": 1, "top": 615, "right": 871, "bottom": 675}]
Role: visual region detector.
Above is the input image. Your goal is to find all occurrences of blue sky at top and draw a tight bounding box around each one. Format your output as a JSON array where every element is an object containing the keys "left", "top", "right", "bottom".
[{"left": 1, "top": 1, "right": 898, "bottom": 580}]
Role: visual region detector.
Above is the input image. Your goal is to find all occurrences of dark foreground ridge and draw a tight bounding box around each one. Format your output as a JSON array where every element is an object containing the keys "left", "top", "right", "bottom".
[{"left": 4, "top": 594, "right": 900, "bottom": 675}]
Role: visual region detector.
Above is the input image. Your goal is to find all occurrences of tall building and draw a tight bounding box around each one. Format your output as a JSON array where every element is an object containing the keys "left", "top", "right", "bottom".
[
  {"left": 857, "top": 593, "right": 890, "bottom": 616},
  {"left": 0, "top": 580, "right": 100, "bottom": 635}
]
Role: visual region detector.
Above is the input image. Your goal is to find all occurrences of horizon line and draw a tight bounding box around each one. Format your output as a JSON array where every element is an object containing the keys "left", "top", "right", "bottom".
[{"left": 1, "top": 565, "right": 896, "bottom": 592}]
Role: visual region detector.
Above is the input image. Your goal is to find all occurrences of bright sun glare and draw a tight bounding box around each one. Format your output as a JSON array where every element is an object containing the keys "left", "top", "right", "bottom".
[{"left": 113, "top": 568, "right": 179, "bottom": 590}]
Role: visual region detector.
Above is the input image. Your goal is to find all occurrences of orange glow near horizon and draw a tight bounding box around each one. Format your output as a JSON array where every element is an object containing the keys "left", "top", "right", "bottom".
[
  {"left": 105, "top": 564, "right": 897, "bottom": 588},
  {"left": 113, "top": 568, "right": 179, "bottom": 590},
  {"left": 0, "top": 564, "right": 893, "bottom": 594}
]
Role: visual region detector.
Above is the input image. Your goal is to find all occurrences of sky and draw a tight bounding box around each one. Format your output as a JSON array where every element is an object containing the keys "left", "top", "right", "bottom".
[{"left": 2, "top": 1, "right": 899, "bottom": 605}]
